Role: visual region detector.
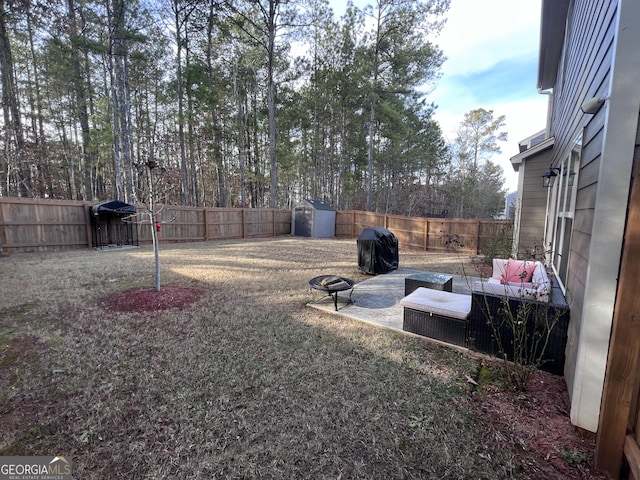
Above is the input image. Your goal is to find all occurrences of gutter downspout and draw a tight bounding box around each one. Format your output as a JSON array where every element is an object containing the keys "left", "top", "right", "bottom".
[
  {"left": 538, "top": 87, "right": 554, "bottom": 256},
  {"left": 537, "top": 87, "right": 553, "bottom": 138}
]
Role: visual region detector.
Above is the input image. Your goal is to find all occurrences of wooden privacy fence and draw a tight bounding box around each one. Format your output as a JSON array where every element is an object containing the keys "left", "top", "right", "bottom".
[
  {"left": 0, "top": 197, "right": 291, "bottom": 253},
  {"left": 0, "top": 197, "right": 510, "bottom": 255},
  {"left": 0, "top": 198, "right": 91, "bottom": 253},
  {"left": 139, "top": 205, "right": 291, "bottom": 244},
  {"left": 336, "top": 210, "right": 511, "bottom": 255}
]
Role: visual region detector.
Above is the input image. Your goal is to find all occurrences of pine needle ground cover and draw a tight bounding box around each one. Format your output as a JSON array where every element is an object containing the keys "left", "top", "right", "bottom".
[{"left": 0, "top": 239, "right": 600, "bottom": 479}]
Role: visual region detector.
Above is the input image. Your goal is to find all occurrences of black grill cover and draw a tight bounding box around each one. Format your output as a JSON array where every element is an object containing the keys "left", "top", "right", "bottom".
[{"left": 357, "top": 228, "right": 399, "bottom": 275}]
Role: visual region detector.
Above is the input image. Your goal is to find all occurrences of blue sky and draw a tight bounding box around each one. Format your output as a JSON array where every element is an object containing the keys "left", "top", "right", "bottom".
[
  {"left": 330, "top": 0, "right": 549, "bottom": 192},
  {"left": 428, "top": 0, "right": 548, "bottom": 192},
  {"left": 437, "top": 56, "right": 540, "bottom": 107}
]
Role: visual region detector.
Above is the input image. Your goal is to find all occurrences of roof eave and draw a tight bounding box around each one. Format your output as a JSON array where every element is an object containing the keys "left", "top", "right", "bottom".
[
  {"left": 538, "top": 0, "right": 572, "bottom": 91},
  {"left": 510, "top": 136, "right": 556, "bottom": 166}
]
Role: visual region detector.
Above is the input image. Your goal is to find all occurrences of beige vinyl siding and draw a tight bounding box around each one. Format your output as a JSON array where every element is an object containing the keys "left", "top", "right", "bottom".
[{"left": 516, "top": 150, "right": 553, "bottom": 258}]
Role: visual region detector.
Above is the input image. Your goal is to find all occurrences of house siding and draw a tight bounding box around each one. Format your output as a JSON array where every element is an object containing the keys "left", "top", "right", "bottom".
[
  {"left": 549, "top": 0, "right": 615, "bottom": 398},
  {"left": 546, "top": 0, "right": 620, "bottom": 432},
  {"left": 557, "top": 0, "right": 640, "bottom": 435},
  {"left": 549, "top": 0, "right": 614, "bottom": 165},
  {"left": 515, "top": 150, "right": 553, "bottom": 258}
]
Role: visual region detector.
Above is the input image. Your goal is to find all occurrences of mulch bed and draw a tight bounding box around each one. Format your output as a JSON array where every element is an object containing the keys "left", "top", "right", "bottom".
[
  {"left": 471, "top": 368, "right": 607, "bottom": 479},
  {"left": 103, "top": 285, "right": 204, "bottom": 312}
]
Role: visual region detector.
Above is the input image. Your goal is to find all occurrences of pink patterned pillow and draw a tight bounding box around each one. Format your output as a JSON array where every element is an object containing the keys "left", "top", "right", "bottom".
[{"left": 501, "top": 259, "right": 536, "bottom": 284}]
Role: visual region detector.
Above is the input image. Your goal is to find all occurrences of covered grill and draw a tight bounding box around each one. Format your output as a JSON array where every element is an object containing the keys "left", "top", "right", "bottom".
[{"left": 357, "top": 227, "right": 399, "bottom": 275}]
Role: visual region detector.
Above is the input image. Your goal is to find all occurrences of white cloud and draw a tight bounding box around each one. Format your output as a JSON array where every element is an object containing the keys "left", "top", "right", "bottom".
[
  {"left": 434, "top": 96, "right": 549, "bottom": 193},
  {"left": 430, "top": 0, "right": 546, "bottom": 192},
  {"left": 329, "top": 0, "right": 548, "bottom": 192},
  {"left": 487, "top": 97, "right": 549, "bottom": 192},
  {"left": 437, "top": 0, "right": 541, "bottom": 58}
]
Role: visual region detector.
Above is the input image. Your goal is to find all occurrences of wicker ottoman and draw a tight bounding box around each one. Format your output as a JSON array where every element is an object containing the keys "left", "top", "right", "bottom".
[{"left": 400, "top": 287, "right": 471, "bottom": 347}]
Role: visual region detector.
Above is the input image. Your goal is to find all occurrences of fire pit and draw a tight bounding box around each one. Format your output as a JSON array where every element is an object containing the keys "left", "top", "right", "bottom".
[{"left": 309, "top": 275, "right": 355, "bottom": 311}]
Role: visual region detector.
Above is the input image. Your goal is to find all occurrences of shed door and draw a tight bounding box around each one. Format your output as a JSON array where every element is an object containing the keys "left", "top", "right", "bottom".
[{"left": 294, "top": 207, "right": 312, "bottom": 237}]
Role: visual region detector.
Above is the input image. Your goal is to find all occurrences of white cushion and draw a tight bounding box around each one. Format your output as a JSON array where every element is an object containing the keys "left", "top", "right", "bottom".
[
  {"left": 473, "top": 280, "right": 538, "bottom": 301},
  {"left": 532, "top": 265, "right": 548, "bottom": 286},
  {"left": 491, "top": 258, "right": 509, "bottom": 281},
  {"left": 400, "top": 287, "right": 471, "bottom": 320}
]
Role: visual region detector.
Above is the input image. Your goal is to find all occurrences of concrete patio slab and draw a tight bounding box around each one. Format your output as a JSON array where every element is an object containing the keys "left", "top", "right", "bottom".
[{"left": 307, "top": 269, "right": 476, "bottom": 332}]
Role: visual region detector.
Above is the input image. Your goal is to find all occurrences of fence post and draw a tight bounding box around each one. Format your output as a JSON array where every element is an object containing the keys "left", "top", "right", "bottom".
[
  {"left": 0, "top": 200, "right": 4, "bottom": 255},
  {"left": 423, "top": 218, "right": 428, "bottom": 252},
  {"left": 203, "top": 208, "right": 208, "bottom": 241},
  {"left": 84, "top": 202, "right": 93, "bottom": 249},
  {"left": 352, "top": 211, "right": 356, "bottom": 238},
  {"left": 242, "top": 208, "right": 246, "bottom": 239}
]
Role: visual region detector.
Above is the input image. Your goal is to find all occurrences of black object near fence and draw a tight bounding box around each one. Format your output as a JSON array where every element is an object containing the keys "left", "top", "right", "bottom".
[
  {"left": 90, "top": 200, "right": 138, "bottom": 249},
  {"left": 357, "top": 227, "right": 399, "bottom": 275}
]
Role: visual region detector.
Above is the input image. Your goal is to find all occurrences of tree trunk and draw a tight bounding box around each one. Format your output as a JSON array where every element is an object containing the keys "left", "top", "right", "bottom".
[
  {"left": 108, "top": 49, "right": 123, "bottom": 200},
  {"left": 366, "top": 9, "right": 382, "bottom": 212},
  {"left": 26, "top": 8, "right": 52, "bottom": 197},
  {"left": 66, "top": 0, "right": 92, "bottom": 200},
  {"left": 0, "top": 0, "right": 30, "bottom": 197},
  {"left": 266, "top": 0, "right": 278, "bottom": 208},
  {"left": 174, "top": 0, "right": 189, "bottom": 206},
  {"left": 115, "top": 47, "right": 134, "bottom": 202},
  {"left": 109, "top": 0, "right": 134, "bottom": 202},
  {"left": 233, "top": 60, "right": 246, "bottom": 208},
  {"left": 148, "top": 166, "right": 161, "bottom": 292},
  {"left": 184, "top": 31, "right": 198, "bottom": 206}
]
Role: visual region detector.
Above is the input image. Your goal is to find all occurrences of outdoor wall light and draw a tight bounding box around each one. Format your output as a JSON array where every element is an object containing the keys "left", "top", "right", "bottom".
[
  {"left": 581, "top": 95, "right": 609, "bottom": 114},
  {"left": 542, "top": 167, "right": 561, "bottom": 188},
  {"left": 565, "top": 169, "right": 576, "bottom": 187}
]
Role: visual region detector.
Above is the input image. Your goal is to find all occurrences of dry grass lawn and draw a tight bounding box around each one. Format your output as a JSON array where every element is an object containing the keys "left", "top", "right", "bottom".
[{"left": 0, "top": 238, "right": 594, "bottom": 479}]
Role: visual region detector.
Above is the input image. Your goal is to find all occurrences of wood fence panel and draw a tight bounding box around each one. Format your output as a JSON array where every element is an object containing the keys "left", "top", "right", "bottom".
[
  {"left": 243, "top": 209, "right": 275, "bottom": 238},
  {"left": 335, "top": 211, "right": 356, "bottom": 238},
  {"left": 0, "top": 197, "right": 291, "bottom": 253},
  {"left": 595, "top": 153, "right": 640, "bottom": 477},
  {"left": 478, "top": 221, "right": 513, "bottom": 254},
  {"left": 274, "top": 210, "right": 292, "bottom": 235},
  {"left": 137, "top": 221, "right": 152, "bottom": 244},
  {"left": 454, "top": 220, "right": 480, "bottom": 254},
  {"left": 385, "top": 215, "right": 425, "bottom": 249},
  {"left": 158, "top": 206, "right": 206, "bottom": 242},
  {"left": 426, "top": 220, "right": 452, "bottom": 251},
  {"left": 335, "top": 210, "right": 509, "bottom": 256},
  {"left": 206, "top": 209, "right": 245, "bottom": 240},
  {"left": 353, "top": 211, "right": 386, "bottom": 234},
  {"left": 0, "top": 198, "right": 89, "bottom": 252}
]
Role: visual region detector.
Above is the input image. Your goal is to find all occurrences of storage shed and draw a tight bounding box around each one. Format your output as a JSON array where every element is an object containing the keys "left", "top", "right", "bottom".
[
  {"left": 90, "top": 200, "right": 138, "bottom": 249},
  {"left": 292, "top": 199, "right": 336, "bottom": 238}
]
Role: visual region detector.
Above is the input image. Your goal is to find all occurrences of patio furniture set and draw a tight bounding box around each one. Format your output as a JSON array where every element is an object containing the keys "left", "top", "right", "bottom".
[
  {"left": 310, "top": 259, "right": 570, "bottom": 375},
  {"left": 399, "top": 259, "right": 570, "bottom": 375}
]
